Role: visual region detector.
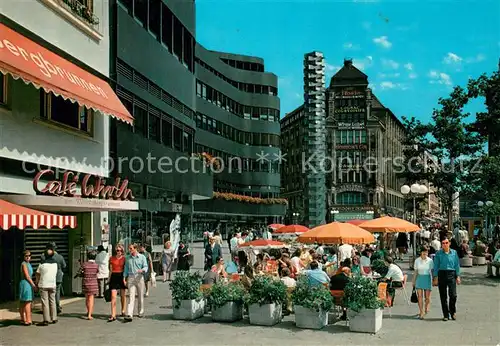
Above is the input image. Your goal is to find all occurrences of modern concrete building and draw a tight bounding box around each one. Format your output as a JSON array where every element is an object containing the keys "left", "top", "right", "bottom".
[
  {"left": 0, "top": 0, "right": 136, "bottom": 301},
  {"left": 281, "top": 59, "right": 407, "bottom": 223},
  {"left": 109, "top": 0, "right": 284, "bottom": 242}
]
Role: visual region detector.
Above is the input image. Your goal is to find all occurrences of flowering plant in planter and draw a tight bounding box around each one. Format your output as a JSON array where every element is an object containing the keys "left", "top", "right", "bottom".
[
  {"left": 213, "top": 192, "right": 288, "bottom": 205},
  {"left": 292, "top": 275, "right": 333, "bottom": 312},
  {"left": 245, "top": 275, "right": 287, "bottom": 306},
  {"left": 343, "top": 276, "right": 384, "bottom": 313},
  {"left": 208, "top": 281, "right": 246, "bottom": 309},
  {"left": 170, "top": 271, "right": 203, "bottom": 309}
]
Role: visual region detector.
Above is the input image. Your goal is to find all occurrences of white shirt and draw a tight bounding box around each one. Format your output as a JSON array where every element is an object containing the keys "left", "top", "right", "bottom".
[
  {"left": 431, "top": 239, "right": 441, "bottom": 251},
  {"left": 422, "top": 230, "right": 431, "bottom": 239},
  {"left": 291, "top": 256, "right": 301, "bottom": 272},
  {"left": 37, "top": 262, "right": 58, "bottom": 289},
  {"left": 316, "top": 246, "right": 325, "bottom": 256},
  {"left": 281, "top": 276, "right": 296, "bottom": 288},
  {"left": 414, "top": 257, "right": 433, "bottom": 276},
  {"left": 338, "top": 244, "right": 354, "bottom": 262},
  {"left": 385, "top": 263, "right": 404, "bottom": 282},
  {"left": 360, "top": 256, "right": 371, "bottom": 268},
  {"left": 95, "top": 251, "right": 109, "bottom": 279}
]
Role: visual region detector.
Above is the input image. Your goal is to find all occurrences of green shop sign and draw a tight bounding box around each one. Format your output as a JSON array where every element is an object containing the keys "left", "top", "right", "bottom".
[{"left": 334, "top": 213, "right": 374, "bottom": 221}]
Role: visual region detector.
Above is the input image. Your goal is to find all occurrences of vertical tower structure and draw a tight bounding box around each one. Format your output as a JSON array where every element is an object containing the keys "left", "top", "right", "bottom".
[{"left": 303, "top": 51, "right": 327, "bottom": 227}]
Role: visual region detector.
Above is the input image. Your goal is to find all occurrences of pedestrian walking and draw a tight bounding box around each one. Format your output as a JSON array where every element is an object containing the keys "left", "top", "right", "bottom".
[
  {"left": 124, "top": 243, "right": 148, "bottom": 322},
  {"left": 176, "top": 241, "right": 191, "bottom": 271},
  {"left": 412, "top": 245, "right": 434, "bottom": 319},
  {"left": 138, "top": 244, "right": 153, "bottom": 297},
  {"left": 95, "top": 245, "right": 109, "bottom": 298},
  {"left": 433, "top": 237, "right": 461, "bottom": 321},
  {"left": 40, "top": 242, "right": 66, "bottom": 314},
  {"left": 19, "top": 250, "right": 36, "bottom": 326},
  {"left": 80, "top": 251, "right": 99, "bottom": 320},
  {"left": 36, "top": 247, "right": 58, "bottom": 326},
  {"left": 108, "top": 244, "right": 127, "bottom": 322},
  {"left": 161, "top": 241, "right": 174, "bottom": 282}
]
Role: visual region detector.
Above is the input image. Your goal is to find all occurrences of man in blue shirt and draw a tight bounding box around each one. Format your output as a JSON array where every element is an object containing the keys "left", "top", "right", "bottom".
[
  {"left": 433, "top": 237, "right": 461, "bottom": 321},
  {"left": 305, "top": 261, "right": 330, "bottom": 286},
  {"left": 124, "top": 243, "right": 148, "bottom": 322}
]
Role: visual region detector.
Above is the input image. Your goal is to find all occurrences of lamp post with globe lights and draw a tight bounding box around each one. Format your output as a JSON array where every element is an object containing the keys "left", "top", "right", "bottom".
[
  {"left": 477, "top": 201, "right": 494, "bottom": 239},
  {"left": 401, "top": 183, "right": 429, "bottom": 265}
]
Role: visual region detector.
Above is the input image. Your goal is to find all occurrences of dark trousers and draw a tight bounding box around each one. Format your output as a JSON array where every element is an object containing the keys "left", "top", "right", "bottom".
[
  {"left": 438, "top": 270, "right": 457, "bottom": 318},
  {"left": 55, "top": 282, "right": 62, "bottom": 311}
]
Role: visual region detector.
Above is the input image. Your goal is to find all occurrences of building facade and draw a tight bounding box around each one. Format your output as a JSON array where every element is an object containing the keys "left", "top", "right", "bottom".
[
  {"left": 109, "top": 0, "right": 285, "bottom": 242},
  {"left": 281, "top": 59, "right": 406, "bottom": 224},
  {"left": 0, "top": 0, "right": 136, "bottom": 302}
]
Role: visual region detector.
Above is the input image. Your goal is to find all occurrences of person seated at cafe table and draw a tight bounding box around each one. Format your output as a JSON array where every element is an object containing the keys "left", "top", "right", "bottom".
[
  {"left": 202, "top": 265, "right": 220, "bottom": 285},
  {"left": 381, "top": 256, "right": 405, "bottom": 306},
  {"left": 330, "top": 267, "right": 352, "bottom": 320},
  {"left": 305, "top": 261, "right": 330, "bottom": 286},
  {"left": 214, "top": 257, "right": 228, "bottom": 279}
]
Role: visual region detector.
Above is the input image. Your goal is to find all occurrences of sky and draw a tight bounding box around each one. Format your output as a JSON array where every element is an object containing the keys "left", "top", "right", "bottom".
[{"left": 195, "top": 0, "right": 500, "bottom": 123}]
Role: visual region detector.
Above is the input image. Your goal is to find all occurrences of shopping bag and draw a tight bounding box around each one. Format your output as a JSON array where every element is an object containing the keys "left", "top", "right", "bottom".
[
  {"left": 410, "top": 287, "right": 418, "bottom": 303},
  {"left": 151, "top": 271, "right": 157, "bottom": 288},
  {"left": 104, "top": 286, "right": 112, "bottom": 302}
]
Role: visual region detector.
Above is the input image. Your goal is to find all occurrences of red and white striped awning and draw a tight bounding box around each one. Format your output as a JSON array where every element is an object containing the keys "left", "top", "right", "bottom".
[{"left": 0, "top": 199, "right": 77, "bottom": 230}]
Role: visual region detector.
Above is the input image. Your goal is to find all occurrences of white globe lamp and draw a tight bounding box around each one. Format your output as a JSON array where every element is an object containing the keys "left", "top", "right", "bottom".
[
  {"left": 401, "top": 185, "right": 411, "bottom": 195},
  {"left": 419, "top": 185, "right": 428, "bottom": 194},
  {"left": 486, "top": 201, "right": 494, "bottom": 207},
  {"left": 477, "top": 201, "right": 484, "bottom": 207}
]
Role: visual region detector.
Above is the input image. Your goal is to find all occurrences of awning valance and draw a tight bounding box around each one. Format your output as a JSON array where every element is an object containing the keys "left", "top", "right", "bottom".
[
  {"left": 0, "top": 199, "right": 77, "bottom": 230},
  {"left": 0, "top": 23, "right": 133, "bottom": 125}
]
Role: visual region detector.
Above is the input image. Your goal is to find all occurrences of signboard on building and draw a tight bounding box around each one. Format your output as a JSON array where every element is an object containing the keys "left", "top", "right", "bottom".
[
  {"left": 33, "top": 169, "right": 134, "bottom": 200},
  {"left": 334, "top": 212, "right": 374, "bottom": 221},
  {"left": 335, "top": 88, "right": 365, "bottom": 99},
  {"left": 334, "top": 106, "right": 365, "bottom": 114},
  {"left": 336, "top": 144, "right": 368, "bottom": 150},
  {"left": 337, "top": 122, "right": 365, "bottom": 129}
]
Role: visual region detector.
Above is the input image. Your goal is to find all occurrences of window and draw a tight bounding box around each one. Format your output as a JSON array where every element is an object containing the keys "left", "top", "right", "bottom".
[
  {"left": 173, "top": 17, "right": 183, "bottom": 60},
  {"left": 162, "top": 119, "right": 172, "bottom": 147},
  {"left": 173, "top": 126, "right": 182, "bottom": 151},
  {"left": 133, "top": 103, "right": 147, "bottom": 136},
  {"left": 161, "top": 4, "right": 173, "bottom": 51},
  {"left": 148, "top": 0, "right": 161, "bottom": 38},
  {"left": 0, "top": 74, "right": 7, "bottom": 105},
  {"left": 149, "top": 112, "right": 160, "bottom": 142},
  {"left": 196, "top": 81, "right": 202, "bottom": 97},
  {"left": 360, "top": 130, "right": 367, "bottom": 144},
  {"left": 133, "top": 0, "right": 147, "bottom": 26},
  {"left": 195, "top": 113, "right": 202, "bottom": 128},
  {"left": 183, "top": 131, "right": 192, "bottom": 154},
  {"left": 118, "top": 0, "right": 132, "bottom": 13},
  {"left": 183, "top": 30, "right": 193, "bottom": 72},
  {"left": 41, "top": 91, "right": 92, "bottom": 134}
]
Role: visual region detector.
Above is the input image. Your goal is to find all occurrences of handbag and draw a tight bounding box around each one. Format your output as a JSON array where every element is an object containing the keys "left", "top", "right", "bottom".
[
  {"left": 410, "top": 287, "right": 418, "bottom": 303},
  {"left": 104, "top": 286, "right": 112, "bottom": 302}
]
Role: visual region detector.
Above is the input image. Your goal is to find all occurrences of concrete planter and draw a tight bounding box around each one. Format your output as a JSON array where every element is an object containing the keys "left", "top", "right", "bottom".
[
  {"left": 173, "top": 299, "right": 205, "bottom": 320},
  {"left": 294, "top": 305, "right": 328, "bottom": 329},
  {"left": 473, "top": 256, "right": 486, "bottom": 266},
  {"left": 347, "top": 308, "right": 383, "bottom": 334},
  {"left": 248, "top": 303, "right": 282, "bottom": 326},
  {"left": 460, "top": 257, "right": 473, "bottom": 267},
  {"left": 212, "top": 302, "right": 243, "bottom": 322}
]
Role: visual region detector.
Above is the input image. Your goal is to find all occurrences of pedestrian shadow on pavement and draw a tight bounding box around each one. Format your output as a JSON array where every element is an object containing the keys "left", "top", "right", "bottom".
[
  {"left": 459, "top": 272, "right": 499, "bottom": 287},
  {"left": 0, "top": 319, "right": 22, "bottom": 328}
]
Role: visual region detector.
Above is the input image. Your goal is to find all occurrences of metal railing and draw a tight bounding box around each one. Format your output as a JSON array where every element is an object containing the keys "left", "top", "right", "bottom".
[{"left": 59, "top": 0, "right": 100, "bottom": 30}]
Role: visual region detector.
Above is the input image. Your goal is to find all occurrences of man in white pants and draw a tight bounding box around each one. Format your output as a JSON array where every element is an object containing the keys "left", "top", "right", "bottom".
[{"left": 123, "top": 243, "right": 148, "bottom": 322}]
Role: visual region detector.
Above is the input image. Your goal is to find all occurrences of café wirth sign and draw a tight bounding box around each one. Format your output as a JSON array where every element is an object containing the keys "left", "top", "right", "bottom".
[{"left": 33, "top": 169, "right": 134, "bottom": 201}]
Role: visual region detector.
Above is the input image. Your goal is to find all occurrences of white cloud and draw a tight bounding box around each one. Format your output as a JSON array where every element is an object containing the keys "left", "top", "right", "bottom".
[
  {"left": 429, "top": 70, "right": 452, "bottom": 86},
  {"left": 380, "top": 81, "right": 408, "bottom": 90},
  {"left": 404, "top": 63, "right": 414, "bottom": 71},
  {"left": 409, "top": 73, "right": 418, "bottom": 79},
  {"left": 326, "top": 64, "right": 341, "bottom": 72},
  {"left": 343, "top": 42, "right": 360, "bottom": 50},
  {"left": 373, "top": 36, "right": 392, "bottom": 48},
  {"left": 466, "top": 54, "right": 486, "bottom": 63},
  {"left": 378, "top": 72, "right": 400, "bottom": 78},
  {"left": 382, "top": 58, "right": 399, "bottom": 69},
  {"left": 353, "top": 56, "right": 374, "bottom": 70},
  {"left": 443, "top": 52, "right": 462, "bottom": 64}
]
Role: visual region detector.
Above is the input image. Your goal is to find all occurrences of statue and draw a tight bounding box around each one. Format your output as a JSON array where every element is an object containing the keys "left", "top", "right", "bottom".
[{"left": 169, "top": 214, "right": 181, "bottom": 259}]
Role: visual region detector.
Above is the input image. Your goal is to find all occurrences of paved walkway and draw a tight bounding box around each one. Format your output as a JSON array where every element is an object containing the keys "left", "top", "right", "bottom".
[{"left": 1, "top": 256, "right": 499, "bottom": 345}]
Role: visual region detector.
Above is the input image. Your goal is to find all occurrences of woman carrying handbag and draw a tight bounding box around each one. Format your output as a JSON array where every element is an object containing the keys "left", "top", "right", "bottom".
[{"left": 412, "top": 245, "right": 434, "bottom": 319}]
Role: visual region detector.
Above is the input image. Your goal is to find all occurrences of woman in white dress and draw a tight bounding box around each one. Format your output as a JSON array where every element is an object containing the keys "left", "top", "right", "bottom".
[{"left": 412, "top": 245, "right": 434, "bottom": 319}]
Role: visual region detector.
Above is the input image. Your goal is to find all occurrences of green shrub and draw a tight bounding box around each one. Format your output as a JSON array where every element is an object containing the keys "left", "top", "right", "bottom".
[
  {"left": 208, "top": 281, "right": 246, "bottom": 309},
  {"left": 291, "top": 275, "right": 333, "bottom": 312},
  {"left": 245, "top": 275, "right": 287, "bottom": 306},
  {"left": 371, "top": 259, "right": 389, "bottom": 276},
  {"left": 170, "top": 271, "right": 203, "bottom": 308},
  {"left": 343, "top": 276, "right": 384, "bottom": 312}
]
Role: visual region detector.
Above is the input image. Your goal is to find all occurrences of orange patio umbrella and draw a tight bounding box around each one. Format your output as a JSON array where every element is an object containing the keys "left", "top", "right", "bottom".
[
  {"left": 273, "top": 224, "right": 309, "bottom": 235},
  {"left": 358, "top": 216, "right": 420, "bottom": 233},
  {"left": 345, "top": 219, "right": 367, "bottom": 226},
  {"left": 298, "top": 222, "right": 375, "bottom": 245},
  {"left": 268, "top": 223, "right": 285, "bottom": 230},
  {"left": 239, "top": 239, "right": 287, "bottom": 249}
]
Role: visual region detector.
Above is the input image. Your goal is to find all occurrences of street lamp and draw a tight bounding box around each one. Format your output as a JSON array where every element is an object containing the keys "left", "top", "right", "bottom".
[
  {"left": 330, "top": 209, "right": 339, "bottom": 222},
  {"left": 477, "top": 200, "right": 494, "bottom": 237},
  {"left": 292, "top": 212, "right": 300, "bottom": 224},
  {"left": 401, "top": 183, "right": 428, "bottom": 264}
]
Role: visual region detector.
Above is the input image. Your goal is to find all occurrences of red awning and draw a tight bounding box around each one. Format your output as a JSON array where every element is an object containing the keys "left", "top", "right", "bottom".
[
  {"left": 0, "top": 23, "right": 133, "bottom": 125},
  {"left": 0, "top": 199, "right": 77, "bottom": 230}
]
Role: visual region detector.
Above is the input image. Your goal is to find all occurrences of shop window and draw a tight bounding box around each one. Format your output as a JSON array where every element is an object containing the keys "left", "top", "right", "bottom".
[
  {"left": 149, "top": 113, "right": 160, "bottom": 142},
  {"left": 148, "top": 0, "right": 161, "bottom": 38},
  {"left": 173, "top": 17, "right": 183, "bottom": 61},
  {"left": 173, "top": 126, "right": 182, "bottom": 151},
  {"left": 161, "top": 4, "right": 172, "bottom": 51},
  {"left": 133, "top": 0, "right": 147, "bottom": 26},
  {"left": 0, "top": 74, "right": 7, "bottom": 105},
  {"left": 40, "top": 91, "right": 92, "bottom": 135},
  {"left": 133, "top": 103, "right": 147, "bottom": 136},
  {"left": 118, "top": 0, "right": 132, "bottom": 13},
  {"left": 162, "top": 119, "right": 172, "bottom": 147}
]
